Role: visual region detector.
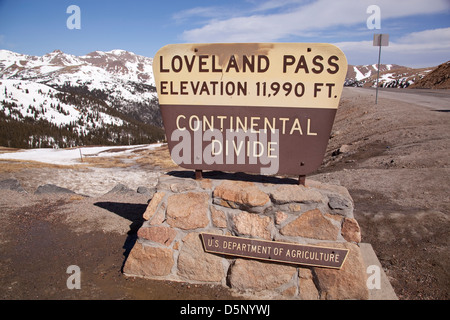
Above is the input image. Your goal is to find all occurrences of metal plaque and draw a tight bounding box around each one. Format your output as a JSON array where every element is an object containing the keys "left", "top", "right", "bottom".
[
  {"left": 153, "top": 43, "right": 347, "bottom": 176},
  {"left": 201, "top": 233, "right": 349, "bottom": 269}
]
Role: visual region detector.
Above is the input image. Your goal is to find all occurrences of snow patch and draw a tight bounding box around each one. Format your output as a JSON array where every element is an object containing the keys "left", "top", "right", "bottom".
[
  {"left": 0, "top": 143, "right": 164, "bottom": 165},
  {"left": 353, "top": 66, "right": 365, "bottom": 81}
]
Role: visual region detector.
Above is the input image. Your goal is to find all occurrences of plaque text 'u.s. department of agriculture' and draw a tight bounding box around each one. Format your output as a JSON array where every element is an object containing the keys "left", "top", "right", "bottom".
[{"left": 201, "top": 233, "right": 349, "bottom": 269}]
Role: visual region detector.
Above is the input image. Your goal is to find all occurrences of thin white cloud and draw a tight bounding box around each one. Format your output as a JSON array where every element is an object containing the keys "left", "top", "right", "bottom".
[
  {"left": 0, "top": 34, "right": 16, "bottom": 50},
  {"left": 249, "top": 0, "right": 308, "bottom": 13},
  {"left": 396, "top": 27, "right": 450, "bottom": 49},
  {"left": 173, "top": 7, "right": 229, "bottom": 24},
  {"left": 179, "top": 0, "right": 450, "bottom": 43},
  {"left": 334, "top": 27, "right": 450, "bottom": 67}
]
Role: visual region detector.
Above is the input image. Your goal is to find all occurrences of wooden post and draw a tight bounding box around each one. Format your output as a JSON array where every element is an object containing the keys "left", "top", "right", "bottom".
[
  {"left": 195, "top": 169, "right": 203, "bottom": 180},
  {"left": 298, "top": 175, "right": 306, "bottom": 186}
]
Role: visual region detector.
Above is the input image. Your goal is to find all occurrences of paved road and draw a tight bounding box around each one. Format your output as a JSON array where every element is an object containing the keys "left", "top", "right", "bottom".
[{"left": 345, "top": 87, "right": 450, "bottom": 111}]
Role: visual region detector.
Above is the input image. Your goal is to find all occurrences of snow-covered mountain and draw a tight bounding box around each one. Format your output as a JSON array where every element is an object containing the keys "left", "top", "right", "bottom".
[
  {"left": 346, "top": 64, "right": 398, "bottom": 82},
  {"left": 0, "top": 49, "right": 161, "bottom": 123},
  {"left": 0, "top": 49, "right": 164, "bottom": 148},
  {"left": 1, "top": 48, "right": 444, "bottom": 148},
  {"left": 0, "top": 49, "right": 154, "bottom": 88},
  {"left": 345, "top": 63, "right": 435, "bottom": 88}
]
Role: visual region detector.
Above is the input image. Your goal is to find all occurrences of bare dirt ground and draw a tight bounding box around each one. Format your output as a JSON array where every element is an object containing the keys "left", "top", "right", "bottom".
[
  {"left": 313, "top": 87, "right": 449, "bottom": 300},
  {"left": 0, "top": 87, "right": 448, "bottom": 300}
]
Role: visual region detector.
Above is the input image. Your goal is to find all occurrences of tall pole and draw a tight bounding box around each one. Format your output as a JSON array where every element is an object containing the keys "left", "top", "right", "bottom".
[{"left": 375, "top": 36, "right": 382, "bottom": 104}]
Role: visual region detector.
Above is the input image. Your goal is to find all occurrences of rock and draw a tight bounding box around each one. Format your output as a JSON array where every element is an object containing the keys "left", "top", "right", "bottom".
[
  {"left": 158, "top": 177, "right": 197, "bottom": 193},
  {"left": 0, "top": 178, "right": 25, "bottom": 192},
  {"left": 313, "top": 242, "right": 369, "bottom": 300},
  {"left": 199, "top": 178, "right": 213, "bottom": 190},
  {"left": 143, "top": 192, "right": 166, "bottom": 220},
  {"left": 35, "top": 184, "right": 75, "bottom": 195},
  {"left": 123, "top": 242, "right": 174, "bottom": 277},
  {"left": 289, "top": 203, "right": 302, "bottom": 212},
  {"left": 331, "top": 144, "right": 351, "bottom": 157},
  {"left": 330, "top": 130, "right": 341, "bottom": 138},
  {"left": 281, "top": 285, "right": 297, "bottom": 297},
  {"left": 210, "top": 206, "right": 228, "bottom": 228},
  {"left": 228, "top": 259, "right": 296, "bottom": 291},
  {"left": 177, "top": 232, "right": 225, "bottom": 282},
  {"left": 339, "top": 144, "right": 352, "bottom": 153},
  {"left": 341, "top": 218, "right": 362, "bottom": 243},
  {"left": 280, "top": 209, "right": 339, "bottom": 241},
  {"left": 106, "top": 183, "right": 134, "bottom": 194},
  {"left": 137, "top": 226, "right": 177, "bottom": 246},
  {"left": 307, "top": 180, "right": 354, "bottom": 218},
  {"left": 137, "top": 186, "right": 148, "bottom": 194},
  {"left": 331, "top": 149, "right": 340, "bottom": 157},
  {"left": 149, "top": 202, "right": 166, "bottom": 226},
  {"left": 270, "top": 185, "right": 324, "bottom": 204},
  {"left": 170, "top": 180, "right": 198, "bottom": 193},
  {"left": 275, "top": 211, "right": 288, "bottom": 225},
  {"left": 166, "top": 192, "right": 209, "bottom": 230},
  {"left": 307, "top": 180, "right": 353, "bottom": 203},
  {"left": 137, "top": 186, "right": 155, "bottom": 197},
  {"left": 328, "top": 195, "right": 353, "bottom": 217},
  {"left": 213, "top": 180, "right": 270, "bottom": 210},
  {"left": 232, "top": 211, "right": 273, "bottom": 240},
  {"left": 298, "top": 268, "right": 319, "bottom": 300}
]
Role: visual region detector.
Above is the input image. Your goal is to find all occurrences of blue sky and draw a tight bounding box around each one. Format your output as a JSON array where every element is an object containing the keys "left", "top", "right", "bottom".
[{"left": 0, "top": 0, "right": 449, "bottom": 67}]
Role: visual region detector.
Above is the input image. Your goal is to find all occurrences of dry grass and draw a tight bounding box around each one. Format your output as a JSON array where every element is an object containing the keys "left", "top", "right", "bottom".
[
  {"left": 134, "top": 144, "right": 179, "bottom": 170},
  {"left": 81, "top": 145, "right": 178, "bottom": 169},
  {"left": 80, "top": 155, "right": 134, "bottom": 168},
  {"left": 0, "top": 147, "right": 22, "bottom": 154},
  {"left": 0, "top": 159, "right": 83, "bottom": 173},
  {"left": 0, "top": 144, "right": 179, "bottom": 173}
]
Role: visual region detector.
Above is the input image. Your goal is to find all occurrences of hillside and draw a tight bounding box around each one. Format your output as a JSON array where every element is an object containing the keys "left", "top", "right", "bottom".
[
  {"left": 410, "top": 61, "right": 450, "bottom": 89},
  {"left": 346, "top": 64, "right": 398, "bottom": 81},
  {"left": 345, "top": 64, "right": 435, "bottom": 88},
  {"left": 0, "top": 49, "right": 164, "bottom": 148}
]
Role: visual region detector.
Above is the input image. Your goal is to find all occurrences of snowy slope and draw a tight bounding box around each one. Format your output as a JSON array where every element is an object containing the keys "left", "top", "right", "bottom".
[
  {"left": 351, "top": 64, "right": 394, "bottom": 81},
  {"left": 0, "top": 50, "right": 164, "bottom": 148},
  {"left": 0, "top": 143, "right": 164, "bottom": 165},
  {"left": 0, "top": 49, "right": 155, "bottom": 86},
  {"left": 1, "top": 79, "right": 123, "bottom": 129},
  {"left": 0, "top": 49, "right": 164, "bottom": 149},
  {"left": 0, "top": 49, "right": 160, "bottom": 126},
  {"left": 345, "top": 63, "right": 435, "bottom": 88}
]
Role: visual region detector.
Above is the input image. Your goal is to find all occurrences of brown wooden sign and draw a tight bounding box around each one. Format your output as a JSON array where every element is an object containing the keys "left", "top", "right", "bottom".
[
  {"left": 201, "top": 233, "right": 349, "bottom": 269},
  {"left": 153, "top": 43, "right": 347, "bottom": 176}
]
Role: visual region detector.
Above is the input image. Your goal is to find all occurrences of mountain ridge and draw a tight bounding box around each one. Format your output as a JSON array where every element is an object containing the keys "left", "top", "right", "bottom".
[
  {"left": 0, "top": 49, "right": 447, "bottom": 149},
  {"left": 345, "top": 63, "right": 436, "bottom": 88},
  {"left": 0, "top": 49, "right": 163, "bottom": 148}
]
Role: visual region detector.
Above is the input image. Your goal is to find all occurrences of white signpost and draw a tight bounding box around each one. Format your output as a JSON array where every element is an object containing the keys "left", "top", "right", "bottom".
[{"left": 373, "top": 34, "right": 389, "bottom": 104}]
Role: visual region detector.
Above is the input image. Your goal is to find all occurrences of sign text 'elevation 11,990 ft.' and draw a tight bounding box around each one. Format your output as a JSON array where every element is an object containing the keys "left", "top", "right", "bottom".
[{"left": 153, "top": 43, "right": 348, "bottom": 176}]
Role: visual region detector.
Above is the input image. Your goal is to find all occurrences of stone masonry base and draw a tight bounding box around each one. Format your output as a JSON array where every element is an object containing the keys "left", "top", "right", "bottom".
[{"left": 123, "top": 172, "right": 369, "bottom": 300}]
